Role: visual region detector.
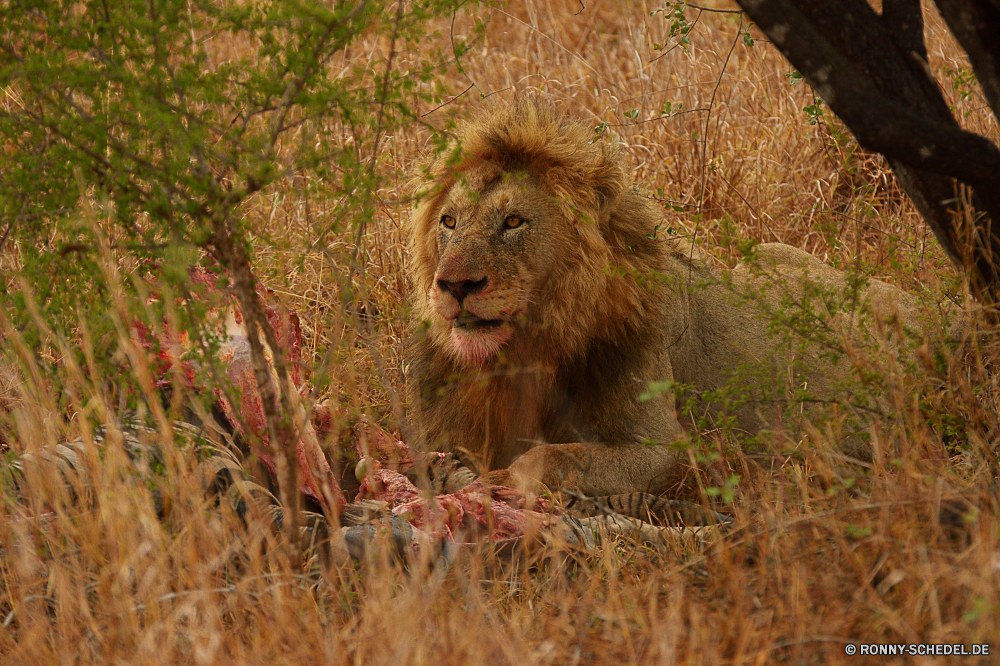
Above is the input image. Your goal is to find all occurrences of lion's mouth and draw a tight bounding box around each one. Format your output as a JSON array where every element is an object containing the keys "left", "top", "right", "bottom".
[
  {"left": 447, "top": 311, "right": 512, "bottom": 365},
  {"left": 452, "top": 313, "right": 504, "bottom": 329}
]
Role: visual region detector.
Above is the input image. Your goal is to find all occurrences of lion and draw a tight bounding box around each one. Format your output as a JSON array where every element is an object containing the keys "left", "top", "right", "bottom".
[{"left": 405, "top": 96, "right": 930, "bottom": 498}]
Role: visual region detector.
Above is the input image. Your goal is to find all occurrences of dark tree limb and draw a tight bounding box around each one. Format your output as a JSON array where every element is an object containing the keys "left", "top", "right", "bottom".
[
  {"left": 935, "top": 0, "right": 1000, "bottom": 122},
  {"left": 882, "top": 0, "right": 928, "bottom": 61},
  {"left": 737, "top": 0, "right": 1000, "bottom": 310}
]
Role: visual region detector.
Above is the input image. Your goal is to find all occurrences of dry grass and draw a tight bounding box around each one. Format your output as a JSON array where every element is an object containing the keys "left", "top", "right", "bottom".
[{"left": 2, "top": 0, "right": 1000, "bottom": 664}]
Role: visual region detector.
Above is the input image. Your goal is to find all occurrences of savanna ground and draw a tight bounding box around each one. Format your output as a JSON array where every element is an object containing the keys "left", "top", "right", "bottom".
[{"left": 2, "top": 0, "right": 999, "bottom": 663}]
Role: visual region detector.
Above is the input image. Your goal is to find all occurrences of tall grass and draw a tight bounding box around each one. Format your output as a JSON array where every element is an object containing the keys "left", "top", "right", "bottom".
[{"left": 2, "top": 1, "right": 998, "bottom": 663}]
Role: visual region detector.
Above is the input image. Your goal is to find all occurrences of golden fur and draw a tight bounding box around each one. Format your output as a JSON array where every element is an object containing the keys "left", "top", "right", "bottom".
[{"left": 406, "top": 97, "right": 924, "bottom": 497}]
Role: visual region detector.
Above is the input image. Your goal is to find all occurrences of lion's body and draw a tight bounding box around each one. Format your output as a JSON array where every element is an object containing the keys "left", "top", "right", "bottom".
[{"left": 406, "top": 98, "right": 922, "bottom": 497}]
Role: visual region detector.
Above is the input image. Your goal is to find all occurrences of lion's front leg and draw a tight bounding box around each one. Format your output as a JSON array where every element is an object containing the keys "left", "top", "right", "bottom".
[{"left": 484, "top": 441, "right": 683, "bottom": 498}]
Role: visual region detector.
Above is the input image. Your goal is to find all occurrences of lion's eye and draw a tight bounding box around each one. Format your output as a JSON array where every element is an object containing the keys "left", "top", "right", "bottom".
[
  {"left": 440, "top": 215, "right": 456, "bottom": 229},
  {"left": 504, "top": 215, "right": 524, "bottom": 229}
]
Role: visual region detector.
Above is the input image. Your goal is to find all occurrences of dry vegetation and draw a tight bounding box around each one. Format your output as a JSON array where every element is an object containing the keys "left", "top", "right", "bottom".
[{"left": 2, "top": 0, "right": 1000, "bottom": 664}]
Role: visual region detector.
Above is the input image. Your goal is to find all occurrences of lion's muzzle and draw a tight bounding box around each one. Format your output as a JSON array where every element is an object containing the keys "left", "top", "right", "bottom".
[
  {"left": 436, "top": 275, "right": 487, "bottom": 304},
  {"left": 431, "top": 262, "right": 520, "bottom": 364}
]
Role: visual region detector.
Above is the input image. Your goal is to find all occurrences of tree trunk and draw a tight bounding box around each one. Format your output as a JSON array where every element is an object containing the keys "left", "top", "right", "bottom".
[{"left": 737, "top": 0, "right": 1000, "bottom": 312}]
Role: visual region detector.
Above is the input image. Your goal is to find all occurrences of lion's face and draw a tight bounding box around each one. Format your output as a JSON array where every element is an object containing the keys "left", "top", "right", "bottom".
[
  {"left": 410, "top": 98, "right": 631, "bottom": 370},
  {"left": 426, "top": 163, "right": 565, "bottom": 366}
]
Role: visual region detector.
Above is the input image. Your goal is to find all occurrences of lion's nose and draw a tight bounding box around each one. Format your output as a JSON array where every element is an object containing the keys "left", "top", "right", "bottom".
[{"left": 437, "top": 276, "right": 487, "bottom": 303}]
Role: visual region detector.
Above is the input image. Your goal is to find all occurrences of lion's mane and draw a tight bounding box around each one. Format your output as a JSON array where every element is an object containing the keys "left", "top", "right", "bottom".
[{"left": 408, "top": 97, "right": 674, "bottom": 367}]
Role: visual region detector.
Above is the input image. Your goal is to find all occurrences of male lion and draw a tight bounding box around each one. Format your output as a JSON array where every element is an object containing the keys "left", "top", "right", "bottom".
[{"left": 406, "top": 97, "right": 925, "bottom": 498}]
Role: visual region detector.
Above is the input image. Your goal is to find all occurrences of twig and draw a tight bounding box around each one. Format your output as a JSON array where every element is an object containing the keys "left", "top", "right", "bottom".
[
  {"left": 422, "top": 83, "right": 475, "bottom": 117},
  {"left": 482, "top": 86, "right": 512, "bottom": 100},
  {"left": 649, "top": 12, "right": 703, "bottom": 64},
  {"left": 686, "top": 3, "right": 743, "bottom": 14},
  {"left": 698, "top": 13, "right": 743, "bottom": 216},
  {"left": 607, "top": 107, "right": 708, "bottom": 127},
  {"left": 639, "top": 193, "right": 696, "bottom": 209}
]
